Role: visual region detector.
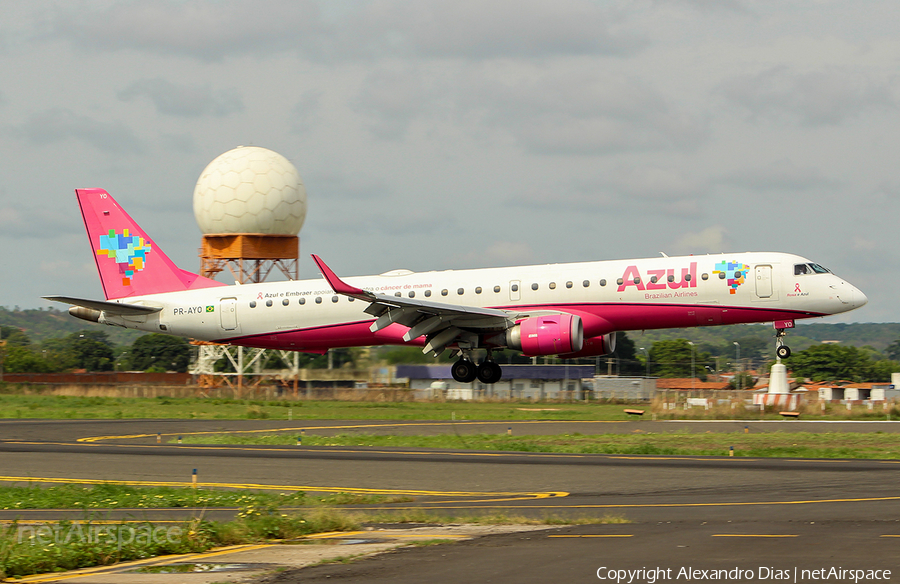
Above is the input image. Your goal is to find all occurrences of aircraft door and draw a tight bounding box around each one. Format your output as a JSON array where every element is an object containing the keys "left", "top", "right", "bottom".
[
  {"left": 755, "top": 265, "right": 773, "bottom": 298},
  {"left": 219, "top": 298, "right": 238, "bottom": 330},
  {"left": 509, "top": 280, "right": 521, "bottom": 302}
]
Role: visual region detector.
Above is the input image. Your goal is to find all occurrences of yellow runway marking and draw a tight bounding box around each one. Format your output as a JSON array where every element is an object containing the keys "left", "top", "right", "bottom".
[
  {"left": 20, "top": 440, "right": 583, "bottom": 461},
  {"left": 9, "top": 544, "right": 271, "bottom": 583},
  {"left": 76, "top": 420, "right": 625, "bottom": 443},
  {"left": 0, "top": 475, "right": 565, "bottom": 501},
  {"left": 712, "top": 534, "right": 799, "bottom": 538},
  {"left": 349, "top": 493, "right": 900, "bottom": 510},
  {"left": 548, "top": 534, "right": 633, "bottom": 538}
]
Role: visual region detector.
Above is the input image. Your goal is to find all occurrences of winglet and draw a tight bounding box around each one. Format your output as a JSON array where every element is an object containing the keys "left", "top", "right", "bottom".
[{"left": 311, "top": 255, "right": 375, "bottom": 300}]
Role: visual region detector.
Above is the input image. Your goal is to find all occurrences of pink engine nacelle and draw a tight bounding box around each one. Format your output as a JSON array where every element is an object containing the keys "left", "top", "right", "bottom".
[
  {"left": 558, "top": 332, "right": 617, "bottom": 359},
  {"left": 506, "top": 314, "right": 584, "bottom": 356}
]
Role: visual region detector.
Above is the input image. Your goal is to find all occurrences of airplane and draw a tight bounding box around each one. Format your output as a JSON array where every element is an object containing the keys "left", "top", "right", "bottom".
[{"left": 45, "top": 188, "right": 868, "bottom": 384}]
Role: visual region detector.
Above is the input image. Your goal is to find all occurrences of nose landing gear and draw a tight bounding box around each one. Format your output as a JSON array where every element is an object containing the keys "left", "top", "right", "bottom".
[{"left": 773, "top": 320, "right": 794, "bottom": 360}]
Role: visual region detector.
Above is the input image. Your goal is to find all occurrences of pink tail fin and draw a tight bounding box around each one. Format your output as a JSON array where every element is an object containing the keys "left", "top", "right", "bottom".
[{"left": 77, "top": 188, "right": 224, "bottom": 299}]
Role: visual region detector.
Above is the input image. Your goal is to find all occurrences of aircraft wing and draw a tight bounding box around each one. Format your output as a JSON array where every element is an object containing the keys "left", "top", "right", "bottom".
[
  {"left": 43, "top": 295, "right": 162, "bottom": 316},
  {"left": 313, "top": 255, "right": 534, "bottom": 355}
]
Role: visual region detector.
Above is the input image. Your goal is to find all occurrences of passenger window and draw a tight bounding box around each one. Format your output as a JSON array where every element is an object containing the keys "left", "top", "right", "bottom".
[
  {"left": 457, "top": 287, "right": 464, "bottom": 295},
  {"left": 250, "top": 301, "right": 257, "bottom": 308},
  {"left": 409, "top": 291, "right": 415, "bottom": 298},
  {"left": 549, "top": 282, "right": 556, "bottom": 290},
  {"left": 282, "top": 299, "right": 289, "bottom": 306},
  {"left": 650, "top": 275, "right": 658, "bottom": 284},
  {"left": 701, "top": 273, "right": 709, "bottom": 280},
  {"left": 441, "top": 289, "right": 449, "bottom": 296},
  {"left": 599, "top": 279, "right": 606, "bottom": 286},
  {"left": 685, "top": 274, "right": 692, "bottom": 282},
  {"left": 617, "top": 278, "right": 623, "bottom": 286},
  {"left": 299, "top": 298, "right": 305, "bottom": 305},
  {"left": 493, "top": 286, "right": 501, "bottom": 293},
  {"left": 566, "top": 281, "right": 573, "bottom": 289},
  {"left": 718, "top": 272, "right": 726, "bottom": 279},
  {"left": 668, "top": 274, "right": 675, "bottom": 282},
  {"left": 425, "top": 290, "right": 432, "bottom": 297},
  {"left": 395, "top": 292, "right": 402, "bottom": 297},
  {"left": 511, "top": 284, "right": 519, "bottom": 292},
  {"left": 583, "top": 280, "right": 590, "bottom": 287},
  {"left": 531, "top": 283, "right": 539, "bottom": 290},
  {"left": 266, "top": 300, "right": 273, "bottom": 307},
  {"left": 475, "top": 287, "right": 482, "bottom": 294},
  {"left": 315, "top": 297, "right": 322, "bottom": 304},
  {"left": 332, "top": 296, "right": 339, "bottom": 302}
]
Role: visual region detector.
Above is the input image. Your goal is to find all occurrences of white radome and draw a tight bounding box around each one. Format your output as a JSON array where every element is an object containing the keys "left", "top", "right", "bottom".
[{"left": 193, "top": 146, "right": 307, "bottom": 235}]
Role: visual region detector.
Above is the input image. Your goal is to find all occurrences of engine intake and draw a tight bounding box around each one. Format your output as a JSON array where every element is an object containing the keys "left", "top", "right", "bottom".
[{"left": 506, "top": 314, "right": 584, "bottom": 356}]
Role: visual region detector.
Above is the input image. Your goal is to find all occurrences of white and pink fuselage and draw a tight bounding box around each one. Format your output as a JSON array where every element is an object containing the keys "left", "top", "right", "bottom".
[{"left": 97, "top": 252, "right": 866, "bottom": 353}]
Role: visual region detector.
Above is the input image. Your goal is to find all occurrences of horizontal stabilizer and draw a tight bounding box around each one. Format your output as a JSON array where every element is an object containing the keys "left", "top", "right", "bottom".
[{"left": 43, "top": 295, "right": 162, "bottom": 316}]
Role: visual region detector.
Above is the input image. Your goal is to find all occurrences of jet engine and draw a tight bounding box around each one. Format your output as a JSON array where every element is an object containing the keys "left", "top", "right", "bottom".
[
  {"left": 505, "top": 314, "right": 584, "bottom": 356},
  {"left": 558, "top": 332, "right": 617, "bottom": 358}
]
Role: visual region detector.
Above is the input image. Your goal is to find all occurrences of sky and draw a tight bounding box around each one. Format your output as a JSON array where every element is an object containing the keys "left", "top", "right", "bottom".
[{"left": 0, "top": 0, "right": 898, "bottom": 322}]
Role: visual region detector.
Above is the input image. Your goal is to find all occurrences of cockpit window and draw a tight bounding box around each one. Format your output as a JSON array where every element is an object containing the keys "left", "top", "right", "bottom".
[{"left": 796, "top": 263, "right": 831, "bottom": 275}]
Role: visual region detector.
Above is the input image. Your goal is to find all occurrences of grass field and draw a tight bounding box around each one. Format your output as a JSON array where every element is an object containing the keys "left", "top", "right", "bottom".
[
  {"left": 0, "top": 393, "right": 898, "bottom": 422},
  {"left": 0, "top": 482, "right": 402, "bottom": 510},
  {"left": 0, "top": 394, "right": 636, "bottom": 420},
  {"left": 176, "top": 431, "right": 900, "bottom": 459}
]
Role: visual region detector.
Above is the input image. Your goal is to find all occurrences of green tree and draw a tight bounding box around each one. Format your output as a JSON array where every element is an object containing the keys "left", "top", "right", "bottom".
[
  {"left": 785, "top": 344, "right": 876, "bottom": 382},
  {"left": 649, "top": 339, "right": 711, "bottom": 378},
  {"left": 872, "top": 359, "right": 900, "bottom": 382},
  {"left": 885, "top": 339, "right": 900, "bottom": 361},
  {"left": 0, "top": 326, "right": 31, "bottom": 347},
  {"left": 129, "top": 334, "right": 191, "bottom": 373},
  {"left": 728, "top": 372, "right": 756, "bottom": 390},
  {"left": 2, "top": 346, "right": 55, "bottom": 373},
  {"left": 71, "top": 337, "right": 115, "bottom": 371}
]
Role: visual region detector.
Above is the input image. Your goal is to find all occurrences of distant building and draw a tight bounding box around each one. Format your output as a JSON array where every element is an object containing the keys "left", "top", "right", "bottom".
[{"left": 396, "top": 364, "right": 594, "bottom": 400}]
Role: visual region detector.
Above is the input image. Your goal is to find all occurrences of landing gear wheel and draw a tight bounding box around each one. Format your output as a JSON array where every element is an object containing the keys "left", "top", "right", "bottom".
[
  {"left": 774, "top": 326, "right": 791, "bottom": 360},
  {"left": 476, "top": 361, "right": 503, "bottom": 384},
  {"left": 451, "top": 359, "right": 477, "bottom": 383}
]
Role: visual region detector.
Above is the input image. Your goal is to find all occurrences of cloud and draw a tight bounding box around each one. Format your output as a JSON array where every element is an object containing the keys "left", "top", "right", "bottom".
[
  {"left": 351, "top": 67, "right": 449, "bottom": 139},
  {"left": 653, "top": 0, "right": 751, "bottom": 14},
  {"left": 718, "top": 159, "right": 838, "bottom": 191},
  {"left": 719, "top": 66, "right": 899, "bottom": 125},
  {"left": 9, "top": 109, "right": 145, "bottom": 154},
  {"left": 671, "top": 226, "right": 729, "bottom": 255},
  {"left": 517, "top": 165, "right": 707, "bottom": 218},
  {"left": 52, "top": 1, "right": 325, "bottom": 61},
  {"left": 463, "top": 68, "right": 708, "bottom": 154},
  {"left": 51, "top": 0, "right": 644, "bottom": 63},
  {"left": 289, "top": 90, "right": 323, "bottom": 135},
  {"left": 355, "top": 0, "right": 646, "bottom": 60},
  {"left": 456, "top": 241, "right": 536, "bottom": 267},
  {"left": 118, "top": 79, "right": 244, "bottom": 117}
]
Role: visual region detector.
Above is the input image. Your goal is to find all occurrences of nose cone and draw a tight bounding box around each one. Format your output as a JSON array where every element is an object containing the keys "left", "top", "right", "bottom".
[{"left": 852, "top": 286, "right": 868, "bottom": 308}]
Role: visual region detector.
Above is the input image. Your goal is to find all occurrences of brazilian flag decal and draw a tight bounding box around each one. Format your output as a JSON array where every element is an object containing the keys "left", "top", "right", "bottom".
[{"left": 206, "top": 306, "right": 214, "bottom": 313}]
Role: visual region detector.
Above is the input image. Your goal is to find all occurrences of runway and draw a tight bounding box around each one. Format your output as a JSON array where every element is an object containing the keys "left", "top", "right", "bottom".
[{"left": 1, "top": 419, "right": 899, "bottom": 582}]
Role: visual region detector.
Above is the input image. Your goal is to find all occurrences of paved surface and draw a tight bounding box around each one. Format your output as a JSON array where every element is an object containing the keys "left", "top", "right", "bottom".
[{"left": 0, "top": 419, "right": 898, "bottom": 583}]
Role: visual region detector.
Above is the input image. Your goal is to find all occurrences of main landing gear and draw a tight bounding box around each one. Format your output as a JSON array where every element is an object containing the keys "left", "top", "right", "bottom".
[{"left": 451, "top": 351, "right": 503, "bottom": 384}]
